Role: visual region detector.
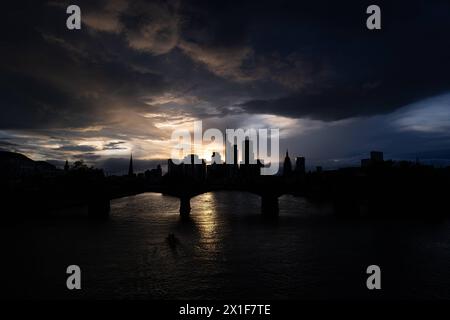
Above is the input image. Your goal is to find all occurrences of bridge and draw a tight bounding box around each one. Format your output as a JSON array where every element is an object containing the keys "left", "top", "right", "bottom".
[
  {"left": 86, "top": 175, "right": 303, "bottom": 219},
  {"left": 5, "top": 154, "right": 450, "bottom": 221}
]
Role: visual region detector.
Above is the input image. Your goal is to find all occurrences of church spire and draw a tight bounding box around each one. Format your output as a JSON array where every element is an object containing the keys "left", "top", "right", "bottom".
[{"left": 128, "top": 153, "right": 134, "bottom": 176}]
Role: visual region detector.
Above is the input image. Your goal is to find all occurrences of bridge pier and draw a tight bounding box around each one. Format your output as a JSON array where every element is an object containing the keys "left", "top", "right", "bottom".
[
  {"left": 261, "top": 194, "right": 279, "bottom": 216},
  {"left": 180, "top": 196, "right": 191, "bottom": 216}
]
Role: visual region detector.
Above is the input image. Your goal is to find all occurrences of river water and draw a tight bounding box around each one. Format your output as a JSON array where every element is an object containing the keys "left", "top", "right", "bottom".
[{"left": 3, "top": 191, "right": 450, "bottom": 300}]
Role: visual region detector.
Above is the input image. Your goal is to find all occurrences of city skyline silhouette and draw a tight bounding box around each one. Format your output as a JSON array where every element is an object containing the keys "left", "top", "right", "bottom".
[{"left": 2, "top": 0, "right": 450, "bottom": 307}]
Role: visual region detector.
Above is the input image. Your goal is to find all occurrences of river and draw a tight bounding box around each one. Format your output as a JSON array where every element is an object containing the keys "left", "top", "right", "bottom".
[{"left": 2, "top": 191, "right": 450, "bottom": 300}]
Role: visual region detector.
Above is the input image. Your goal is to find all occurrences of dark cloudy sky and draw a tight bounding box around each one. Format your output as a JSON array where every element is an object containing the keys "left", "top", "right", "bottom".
[{"left": 2, "top": 0, "right": 450, "bottom": 172}]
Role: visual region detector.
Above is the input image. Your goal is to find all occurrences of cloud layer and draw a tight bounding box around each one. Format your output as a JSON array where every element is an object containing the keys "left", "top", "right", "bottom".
[{"left": 2, "top": 0, "right": 450, "bottom": 169}]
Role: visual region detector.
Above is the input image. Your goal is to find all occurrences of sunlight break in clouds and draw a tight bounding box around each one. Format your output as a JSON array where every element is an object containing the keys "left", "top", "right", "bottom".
[{"left": 391, "top": 93, "right": 450, "bottom": 134}]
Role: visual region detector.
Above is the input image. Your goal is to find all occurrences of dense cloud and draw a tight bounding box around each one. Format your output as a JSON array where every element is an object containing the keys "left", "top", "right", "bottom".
[
  {"left": 56, "top": 145, "right": 98, "bottom": 152},
  {"left": 239, "top": 78, "right": 449, "bottom": 121},
  {"left": 1, "top": 0, "right": 450, "bottom": 166}
]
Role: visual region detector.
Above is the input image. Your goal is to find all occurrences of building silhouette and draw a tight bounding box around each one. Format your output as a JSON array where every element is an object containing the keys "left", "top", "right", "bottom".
[
  {"left": 244, "top": 139, "right": 249, "bottom": 164},
  {"left": 295, "top": 156, "right": 305, "bottom": 175},
  {"left": 168, "top": 154, "right": 207, "bottom": 181},
  {"left": 144, "top": 164, "right": 162, "bottom": 182},
  {"left": 239, "top": 139, "right": 262, "bottom": 179},
  {"left": 167, "top": 158, "right": 183, "bottom": 177},
  {"left": 224, "top": 144, "right": 239, "bottom": 179},
  {"left": 361, "top": 151, "right": 384, "bottom": 167},
  {"left": 283, "top": 150, "right": 292, "bottom": 176},
  {"left": 208, "top": 152, "right": 227, "bottom": 181},
  {"left": 211, "top": 152, "right": 223, "bottom": 164},
  {"left": 371, "top": 151, "right": 384, "bottom": 162},
  {"left": 128, "top": 153, "right": 134, "bottom": 176}
]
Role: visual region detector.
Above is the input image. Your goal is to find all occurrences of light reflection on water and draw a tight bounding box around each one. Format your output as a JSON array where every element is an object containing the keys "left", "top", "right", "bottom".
[
  {"left": 194, "top": 192, "right": 223, "bottom": 252},
  {"left": 4, "top": 191, "right": 450, "bottom": 300}
]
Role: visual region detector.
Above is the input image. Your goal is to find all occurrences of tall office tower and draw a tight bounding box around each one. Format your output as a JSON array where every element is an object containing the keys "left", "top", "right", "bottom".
[
  {"left": 295, "top": 156, "right": 306, "bottom": 174},
  {"left": 244, "top": 139, "right": 250, "bottom": 165},
  {"left": 225, "top": 140, "right": 239, "bottom": 165},
  {"left": 243, "top": 138, "right": 256, "bottom": 165},
  {"left": 370, "top": 151, "right": 384, "bottom": 162}
]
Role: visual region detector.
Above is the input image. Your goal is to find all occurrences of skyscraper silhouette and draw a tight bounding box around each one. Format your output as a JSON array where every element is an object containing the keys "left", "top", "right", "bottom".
[
  {"left": 295, "top": 157, "right": 305, "bottom": 174},
  {"left": 243, "top": 138, "right": 255, "bottom": 165},
  {"left": 244, "top": 139, "right": 250, "bottom": 165},
  {"left": 283, "top": 150, "right": 292, "bottom": 176}
]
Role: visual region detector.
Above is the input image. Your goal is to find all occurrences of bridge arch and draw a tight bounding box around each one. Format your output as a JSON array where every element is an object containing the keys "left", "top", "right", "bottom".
[
  {"left": 110, "top": 186, "right": 287, "bottom": 218},
  {"left": 174, "top": 189, "right": 280, "bottom": 217}
]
